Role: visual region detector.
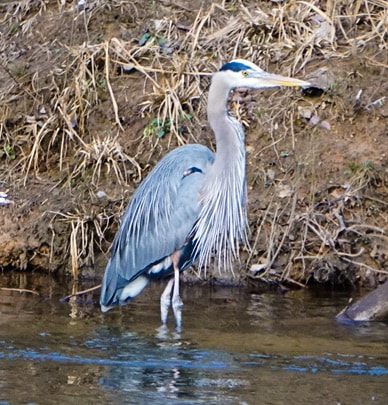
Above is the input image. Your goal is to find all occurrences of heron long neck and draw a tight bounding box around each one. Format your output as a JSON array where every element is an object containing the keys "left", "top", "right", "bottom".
[
  {"left": 193, "top": 75, "right": 248, "bottom": 271},
  {"left": 207, "top": 78, "right": 245, "bottom": 170}
]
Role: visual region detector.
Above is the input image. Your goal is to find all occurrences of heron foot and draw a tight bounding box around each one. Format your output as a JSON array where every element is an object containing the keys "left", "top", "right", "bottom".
[{"left": 156, "top": 324, "right": 169, "bottom": 340}]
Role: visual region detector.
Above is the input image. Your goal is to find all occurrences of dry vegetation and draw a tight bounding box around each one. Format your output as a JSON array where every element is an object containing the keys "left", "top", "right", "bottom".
[{"left": 0, "top": 0, "right": 387, "bottom": 288}]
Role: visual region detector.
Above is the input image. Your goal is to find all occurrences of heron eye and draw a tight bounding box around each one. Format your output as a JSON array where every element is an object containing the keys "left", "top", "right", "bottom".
[
  {"left": 241, "top": 71, "right": 248, "bottom": 77},
  {"left": 182, "top": 166, "right": 203, "bottom": 179}
]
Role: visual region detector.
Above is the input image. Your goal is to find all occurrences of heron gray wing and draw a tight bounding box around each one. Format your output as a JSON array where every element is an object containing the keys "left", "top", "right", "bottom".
[{"left": 100, "top": 144, "right": 214, "bottom": 307}]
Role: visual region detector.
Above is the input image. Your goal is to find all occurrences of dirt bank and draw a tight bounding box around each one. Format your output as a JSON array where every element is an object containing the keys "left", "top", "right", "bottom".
[{"left": 0, "top": 1, "right": 386, "bottom": 288}]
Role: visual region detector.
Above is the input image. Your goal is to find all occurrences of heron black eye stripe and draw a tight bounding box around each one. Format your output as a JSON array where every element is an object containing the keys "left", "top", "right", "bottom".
[{"left": 182, "top": 166, "right": 203, "bottom": 179}]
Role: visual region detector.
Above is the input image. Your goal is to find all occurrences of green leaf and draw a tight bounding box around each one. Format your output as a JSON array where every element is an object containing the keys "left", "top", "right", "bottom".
[{"left": 139, "top": 32, "right": 151, "bottom": 46}]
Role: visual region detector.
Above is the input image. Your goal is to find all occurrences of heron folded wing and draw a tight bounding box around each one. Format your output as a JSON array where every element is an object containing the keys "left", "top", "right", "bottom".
[{"left": 100, "top": 144, "right": 214, "bottom": 307}]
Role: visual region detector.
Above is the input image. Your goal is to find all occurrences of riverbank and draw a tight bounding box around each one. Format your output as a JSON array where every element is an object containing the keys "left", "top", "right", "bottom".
[{"left": 0, "top": 1, "right": 386, "bottom": 288}]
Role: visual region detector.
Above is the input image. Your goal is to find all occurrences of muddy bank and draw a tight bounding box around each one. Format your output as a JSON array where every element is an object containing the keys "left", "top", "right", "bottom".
[{"left": 0, "top": 1, "right": 386, "bottom": 287}]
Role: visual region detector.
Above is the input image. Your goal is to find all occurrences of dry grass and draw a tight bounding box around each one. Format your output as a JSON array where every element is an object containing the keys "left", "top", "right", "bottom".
[
  {"left": 48, "top": 202, "right": 120, "bottom": 280},
  {"left": 72, "top": 132, "right": 141, "bottom": 186},
  {"left": 0, "top": 0, "right": 386, "bottom": 281},
  {"left": 248, "top": 161, "right": 387, "bottom": 287}
]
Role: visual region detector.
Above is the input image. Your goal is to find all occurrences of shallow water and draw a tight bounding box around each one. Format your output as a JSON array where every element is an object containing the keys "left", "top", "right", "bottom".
[{"left": 0, "top": 273, "right": 387, "bottom": 404}]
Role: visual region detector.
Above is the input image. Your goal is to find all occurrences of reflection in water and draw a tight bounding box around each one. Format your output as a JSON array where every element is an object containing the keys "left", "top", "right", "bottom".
[
  {"left": 88, "top": 325, "right": 247, "bottom": 405},
  {"left": 0, "top": 273, "right": 387, "bottom": 404}
]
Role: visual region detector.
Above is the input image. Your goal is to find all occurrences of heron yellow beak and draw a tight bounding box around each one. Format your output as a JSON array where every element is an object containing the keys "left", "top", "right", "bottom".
[{"left": 258, "top": 72, "right": 311, "bottom": 88}]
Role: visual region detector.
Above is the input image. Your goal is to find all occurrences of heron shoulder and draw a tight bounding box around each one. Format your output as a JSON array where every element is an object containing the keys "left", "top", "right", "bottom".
[{"left": 158, "top": 144, "right": 214, "bottom": 169}]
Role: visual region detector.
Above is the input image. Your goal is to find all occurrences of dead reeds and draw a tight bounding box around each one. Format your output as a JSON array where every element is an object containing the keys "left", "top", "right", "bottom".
[{"left": 248, "top": 159, "right": 387, "bottom": 287}]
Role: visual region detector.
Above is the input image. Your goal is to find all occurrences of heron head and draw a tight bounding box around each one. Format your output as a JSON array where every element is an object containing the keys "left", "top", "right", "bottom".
[{"left": 219, "top": 59, "right": 310, "bottom": 90}]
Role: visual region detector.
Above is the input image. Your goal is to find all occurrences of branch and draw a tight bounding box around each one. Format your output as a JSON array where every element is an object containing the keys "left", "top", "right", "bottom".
[{"left": 59, "top": 284, "right": 101, "bottom": 302}]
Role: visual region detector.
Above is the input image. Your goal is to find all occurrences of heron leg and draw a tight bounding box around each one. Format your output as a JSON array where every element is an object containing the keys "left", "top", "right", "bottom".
[
  {"left": 160, "top": 278, "right": 174, "bottom": 325},
  {"left": 172, "top": 256, "right": 183, "bottom": 330},
  {"left": 160, "top": 251, "right": 183, "bottom": 328}
]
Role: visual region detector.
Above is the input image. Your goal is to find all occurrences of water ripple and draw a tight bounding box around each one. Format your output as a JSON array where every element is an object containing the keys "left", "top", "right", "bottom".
[{"left": 1, "top": 347, "right": 386, "bottom": 376}]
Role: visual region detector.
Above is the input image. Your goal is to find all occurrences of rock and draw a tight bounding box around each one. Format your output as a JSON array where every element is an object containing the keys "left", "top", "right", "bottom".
[
  {"left": 304, "top": 67, "right": 337, "bottom": 92},
  {"left": 0, "top": 192, "right": 13, "bottom": 205},
  {"left": 96, "top": 190, "right": 107, "bottom": 199},
  {"left": 336, "top": 281, "right": 388, "bottom": 322},
  {"left": 298, "top": 106, "right": 313, "bottom": 119},
  {"left": 277, "top": 184, "right": 293, "bottom": 199}
]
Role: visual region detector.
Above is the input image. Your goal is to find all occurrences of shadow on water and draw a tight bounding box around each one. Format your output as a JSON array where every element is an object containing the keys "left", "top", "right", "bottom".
[{"left": 0, "top": 272, "right": 387, "bottom": 404}]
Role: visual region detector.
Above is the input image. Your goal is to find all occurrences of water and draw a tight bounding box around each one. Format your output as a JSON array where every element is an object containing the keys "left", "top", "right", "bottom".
[{"left": 0, "top": 273, "right": 387, "bottom": 404}]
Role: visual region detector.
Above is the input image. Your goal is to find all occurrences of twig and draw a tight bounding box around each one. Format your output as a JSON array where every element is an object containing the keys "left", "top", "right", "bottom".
[
  {"left": 294, "top": 254, "right": 324, "bottom": 261},
  {"left": 341, "top": 258, "right": 388, "bottom": 275},
  {"left": 347, "top": 224, "right": 386, "bottom": 234},
  {"left": 59, "top": 284, "right": 101, "bottom": 302},
  {"left": 363, "top": 194, "right": 388, "bottom": 206},
  {"left": 335, "top": 248, "right": 365, "bottom": 257},
  {"left": 0, "top": 287, "right": 40, "bottom": 296},
  {"left": 281, "top": 277, "right": 306, "bottom": 288},
  {"left": 105, "top": 41, "right": 124, "bottom": 131}
]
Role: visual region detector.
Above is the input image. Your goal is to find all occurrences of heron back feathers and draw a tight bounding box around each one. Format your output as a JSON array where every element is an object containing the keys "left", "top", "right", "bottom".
[{"left": 100, "top": 144, "right": 214, "bottom": 309}]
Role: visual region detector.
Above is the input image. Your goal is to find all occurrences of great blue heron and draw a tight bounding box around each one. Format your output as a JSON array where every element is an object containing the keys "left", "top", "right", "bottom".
[{"left": 100, "top": 59, "right": 309, "bottom": 327}]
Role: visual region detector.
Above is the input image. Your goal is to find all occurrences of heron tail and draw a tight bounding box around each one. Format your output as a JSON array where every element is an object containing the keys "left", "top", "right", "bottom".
[{"left": 100, "top": 256, "right": 149, "bottom": 311}]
